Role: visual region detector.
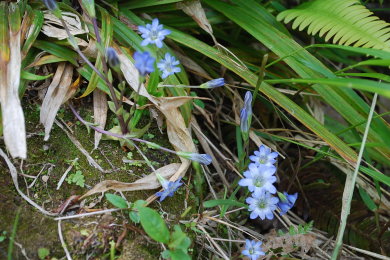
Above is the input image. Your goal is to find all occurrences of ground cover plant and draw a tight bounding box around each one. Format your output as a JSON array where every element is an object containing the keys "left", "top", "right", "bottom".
[{"left": 0, "top": 0, "right": 389, "bottom": 259}]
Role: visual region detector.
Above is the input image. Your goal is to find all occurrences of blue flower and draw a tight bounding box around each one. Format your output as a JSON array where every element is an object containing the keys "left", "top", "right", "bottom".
[
  {"left": 240, "top": 91, "right": 252, "bottom": 140},
  {"left": 155, "top": 178, "right": 183, "bottom": 202},
  {"left": 106, "top": 47, "right": 120, "bottom": 70},
  {"left": 242, "top": 239, "right": 265, "bottom": 260},
  {"left": 157, "top": 53, "right": 181, "bottom": 79},
  {"left": 176, "top": 152, "right": 212, "bottom": 165},
  {"left": 277, "top": 192, "right": 298, "bottom": 215},
  {"left": 133, "top": 51, "right": 155, "bottom": 76},
  {"left": 138, "top": 18, "right": 171, "bottom": 48},
  {"left": 250, "top": 145, "right": 278, "bottom": 168},
  {"left": 246, "top": 190, "right": 279, "bottom": 220},
  {"left": 238, "top": 163, "right": 277, "bottom": 194},
  {"left": 200, "top": 78, "right": 225, "bottom": 88},
  {"left": 244, "top": 91, "right": 253, "bottom": 114}
]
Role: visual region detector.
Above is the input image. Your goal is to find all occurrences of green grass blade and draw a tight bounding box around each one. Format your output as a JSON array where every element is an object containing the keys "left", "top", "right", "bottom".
[{"left": 167, "top": 28, "right": 358, "bottom": 164}]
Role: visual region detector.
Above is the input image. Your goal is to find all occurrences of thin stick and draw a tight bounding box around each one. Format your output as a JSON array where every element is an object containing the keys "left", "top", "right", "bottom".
[
  {"left": 55, "top": 208, "right": 121, "bottom": 220},
  {"left": 58, "top": 220, "right": 72, "bottom": 260},
  {"left": 331, "top": 93, "right": 378, "bottom": 259}
]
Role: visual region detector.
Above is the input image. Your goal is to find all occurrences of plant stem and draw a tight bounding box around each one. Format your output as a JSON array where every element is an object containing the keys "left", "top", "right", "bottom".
[
  {"left": 59, "top": 17, "right": 128, "bottom": 134},
  {"left": 331, "top": 93, "right": 378, "bottom": 259}
]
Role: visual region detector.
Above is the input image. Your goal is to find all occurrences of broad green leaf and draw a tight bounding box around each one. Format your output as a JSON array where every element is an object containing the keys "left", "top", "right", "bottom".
[
  {"left": 105, "top": 193, "right": 128, "bottom": 209},
  {"left": 139, "top": 207, "right": 170, "bottom": 244},
  {"left": 33, "top": 40, "right": 78, "bottom": 66},
  {"left": 169, "top": 249, "right": 191, "bottom": 260},
  {"left": 168, "top": 225, "right": 191, "bottom": 252}
]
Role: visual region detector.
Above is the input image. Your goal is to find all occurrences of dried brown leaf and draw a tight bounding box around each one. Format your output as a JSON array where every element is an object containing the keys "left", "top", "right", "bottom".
[
  {"left": 94, "top": 89, "right": 108, "bottom": 149},
  {"left": 40, "top": 63, "right": 74, "bottom": 141},
  {"left": 80, "top": 163, "right": 181, "bottom": 199},
  {"left": 177, "top": 0, "right": 216, "bottom": 43},
  {"left": 41, "top": 11, "right": 88, "bottom": 40}
]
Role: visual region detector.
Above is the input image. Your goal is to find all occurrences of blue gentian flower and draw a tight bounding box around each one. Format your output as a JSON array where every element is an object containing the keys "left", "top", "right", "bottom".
[
  {"left": 277, "top": 192, "right": 298, "bottom": 215},
  {"left": 176, "top": 152, "right": 212, "bottom": 165},
  {"left": 138, "top": 18, "right": 171, "bottom": 48},
  {"left": 200, "top": 78, "right": 225, "bottom": 88},
  {"left": 240, "top": 108, "right": 249, "bottom": 133},
  {"left": 242, "top": 239, "right": 265, "bottom": 260},
  {"left": 238, "top": 163, "right": 277, "bottom": 194},
  {"left": 244, "top": 91, "right": 253, "bottom": 114},
  {"left": 250, "top": 145, "right": 279, "bottom": 167},
  {"left": 240, "top": 91, "right": 252, "bottom": 140},
  {"left": 157, "top": 53, "right": 181, "bottom": 79},
  {"left": 155, "top": 177, "right": 183, "bottom": 202},
  {"left": 133, "top": 51, "right": 155, "bottom": 76},
  {"left": 246, "top": 190, "right": 279, "bottom": 220},
  {"left": 106, "top": 47, "right": 120, "bottom": 71}
]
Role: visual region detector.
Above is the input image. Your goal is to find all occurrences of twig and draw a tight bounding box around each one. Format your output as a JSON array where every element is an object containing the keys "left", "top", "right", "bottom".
[
  {"left": 58, "top": 220, "right": 72, "bottom": 260},
  {"left": 57, "top": 158, "right": 79, "bottom": 190},
  {"left": 0, "top": 148, "right": 57, "bottom": 216},
  {"left": 54, "top": 208, "right": 121, "bottom": 220}
]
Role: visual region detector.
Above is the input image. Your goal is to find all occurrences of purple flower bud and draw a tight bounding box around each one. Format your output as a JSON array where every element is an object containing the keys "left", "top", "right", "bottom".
[
  {"left": 177, "top": 152, "right": 212, "bottom": 165},
  {"left": 106, "top": 47, "right": 120, "bottom": 71},
  {"left": 200, "top": 78, "right": 225, "bottom": 88}
]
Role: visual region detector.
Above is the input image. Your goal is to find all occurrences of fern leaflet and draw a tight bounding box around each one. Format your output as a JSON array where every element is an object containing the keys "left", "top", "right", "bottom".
[{"left": 277, "top": 0, "right": 390, "bottom": 51}]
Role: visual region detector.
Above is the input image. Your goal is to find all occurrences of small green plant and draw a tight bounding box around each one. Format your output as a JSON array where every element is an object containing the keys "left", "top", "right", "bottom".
[
  {"left": 66, "top": 170, "right": 85, "bottom": 187},
  {"left": 38, "top": 247, "right": 50, "bottom": 260},
  {"left": 278, "top": 221, "right": 314, "bottom": 236},
  {"left": 0, "top": 231, "right": 6, "bottom": 242},
  {"left": 105, "top": 193, "right": 192, "bottom": 259}
]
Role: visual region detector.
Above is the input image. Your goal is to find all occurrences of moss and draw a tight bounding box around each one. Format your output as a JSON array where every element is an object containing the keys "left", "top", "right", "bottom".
[{"left": 0, "top": 102, "right": 193, "bottom": 259}]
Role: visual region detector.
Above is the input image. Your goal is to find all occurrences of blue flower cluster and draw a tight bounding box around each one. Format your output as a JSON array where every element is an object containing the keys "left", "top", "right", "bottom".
[
  {"left": 134, "top": 18, "right": 181, "bottom": 79},
  {"left": 239, "top": 145, "right": 298, "bottom": 259},
  {"left": 239, "top": 145, "right": 298, "bottom": 221}
]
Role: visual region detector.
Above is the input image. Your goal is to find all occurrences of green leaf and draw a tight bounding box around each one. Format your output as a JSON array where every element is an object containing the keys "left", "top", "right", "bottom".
[
  {"left": 203, "top": 199, "right": 248, "bottom": 209},
  {"left": 105, "top": 193, "right": 128, "bottom": 209},
  {"left": 129, "top": 211, "right": 140, "bottom": 223},
  {"left": 358, "top": 186, "right": 377, "bottom": 211},
  {"left": 139, "top": 207, "right": 170, "bottom": 244},
  {"left": 120, "top": 0, "right": 183, "bottom": 9},
  {"left": 38, "top": 248, "right": 50, "bottom": 260},
  {"left": 33, "top": 40, "right": 78, "bottom": 66},
  {"left": 169, "top": 249, "right": 191, "bottom": 260},
  {"left": 21, "top": 71, "right": 52, "bottom": 81},
  {"left": 265, "top": 78, "right": 390, "bottom": 98},
  {"left": 168, "top": 225, "right": 191, "bottom": 252}
]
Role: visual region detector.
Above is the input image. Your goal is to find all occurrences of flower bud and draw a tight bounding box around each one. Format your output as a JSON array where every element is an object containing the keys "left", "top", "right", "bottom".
[
  {"left": 200, "top": 78, "right": 225, "bottom": 88},
  {"left": 177, "top": 152, "right": 212, "bottom": 165},
  {"left": 106, "top": 47, "right": 121, "bottom": 72}
]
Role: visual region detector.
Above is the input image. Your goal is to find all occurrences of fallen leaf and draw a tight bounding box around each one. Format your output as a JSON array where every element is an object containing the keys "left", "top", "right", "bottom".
[{"left": 40, "top": 63, "right": 74, "bottom": 141}]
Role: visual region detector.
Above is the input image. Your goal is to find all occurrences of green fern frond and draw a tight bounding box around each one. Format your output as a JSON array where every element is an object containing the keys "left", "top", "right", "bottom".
[{"left": 277, "top": 0, "right": 390, "bottom": 51}]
